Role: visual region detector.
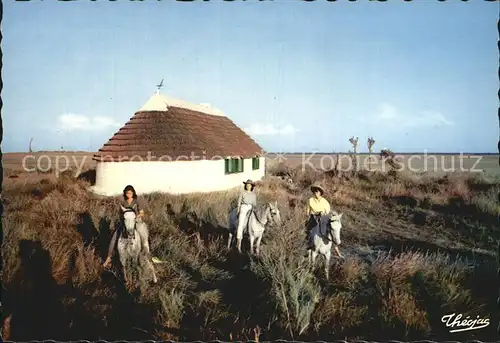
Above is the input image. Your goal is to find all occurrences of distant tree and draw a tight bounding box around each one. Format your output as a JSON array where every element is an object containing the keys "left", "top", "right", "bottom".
[
  {"left": 29, "top": 137, "right": 33, "bottom": 153},
  {"left": 349, "top": 136, "right": 359, "bottom": 154},
  {"left": 367, "top": 137, "right": 376, "bottom": 169},
  {"left": 367, "top": 137, "right": 375, "bottom": 154},
  {"left": 348, "top": 137, "right": 359, "bottom": 175}
]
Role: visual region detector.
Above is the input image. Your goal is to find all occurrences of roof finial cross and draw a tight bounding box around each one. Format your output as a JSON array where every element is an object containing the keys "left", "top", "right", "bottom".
[{"left": 155, "top": 78, "right": 164, "bottom": 95}]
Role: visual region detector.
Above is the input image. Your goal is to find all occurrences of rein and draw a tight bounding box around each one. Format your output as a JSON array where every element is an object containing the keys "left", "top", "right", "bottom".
[{"left": 250, "top": 205, "right": 275, "bottom": 227}]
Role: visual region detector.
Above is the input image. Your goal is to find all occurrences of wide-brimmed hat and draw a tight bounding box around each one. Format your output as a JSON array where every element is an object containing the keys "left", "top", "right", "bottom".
[
  {"left": 310, "top": 184, "right": 326, "bottom": 195},
  {"left": 243, "top": 179, "right": 256, "bottom": 186}
]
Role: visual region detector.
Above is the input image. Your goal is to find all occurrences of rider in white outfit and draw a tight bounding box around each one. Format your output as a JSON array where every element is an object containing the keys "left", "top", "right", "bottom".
[{"left": 236, "top": 179, "right": 257, "bottom": 241}]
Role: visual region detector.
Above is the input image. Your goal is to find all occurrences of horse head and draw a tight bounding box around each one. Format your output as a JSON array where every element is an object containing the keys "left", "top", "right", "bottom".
[
  {"left": 120, "top": 205, "right": 137, "bottom": 238},
  {"left": 327, "top": 211, "right": 343, "bottom": 241},
  {"left": 267, "top": 200, "right": 281, "bottom": 226},
  {"left": 329, "top": 211, "right": 343, "bottom": 223}
]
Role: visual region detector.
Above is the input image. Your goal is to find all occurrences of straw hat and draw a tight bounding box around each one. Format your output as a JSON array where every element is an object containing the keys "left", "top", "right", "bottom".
[
  {"left": 310, "top": 183, "right": 326, "bottom": 195},
  {"left": 243, "top": 179, "right": 256, "bottom": 186}
]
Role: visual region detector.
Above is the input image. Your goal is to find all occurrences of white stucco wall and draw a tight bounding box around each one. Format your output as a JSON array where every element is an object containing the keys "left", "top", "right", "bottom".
[{"left": 91, "top": 157, "right": 266, "bottom": 196}]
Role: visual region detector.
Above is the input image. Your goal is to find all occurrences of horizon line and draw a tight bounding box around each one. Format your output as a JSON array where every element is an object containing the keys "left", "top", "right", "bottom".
[{"left": 3, "top": 150, "right": 499, "bottom": 156}]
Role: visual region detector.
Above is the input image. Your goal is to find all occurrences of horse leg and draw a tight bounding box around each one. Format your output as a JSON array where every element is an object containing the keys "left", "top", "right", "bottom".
[
  {"left": 310, "top": 250, "right": 318, "bottom": 267},
  {"left": 145, "top": 257, "right": 158, "bottom": 284},
  {"left": 310, "top": 250, "right": 318, "bottom": 275},
  {"left": 125, "top": 259, "right": 132, "bottom": 284},
  {"left": 227, "top": 232, "right": 233, "bottom": 250},
  {"left": 334, "top": 245, "right": 343, "bottom": 258},
  {"left": 123, "top": 260, "right": 130, "bottom": 285},
  {"left": 134, "top": 254, "right": 141, "bottom": 283},
  {"left": 249, "top": 232, "right": 255, "bottom": 255},
  {"left": 119, "top": 250, "right": 129, "bottom": 283},
  {"left": 255, "top": 233, "right": 263, "bottom": 256},
  {"left": 324, "top": 249, "right": 331, "bottom": 281}
]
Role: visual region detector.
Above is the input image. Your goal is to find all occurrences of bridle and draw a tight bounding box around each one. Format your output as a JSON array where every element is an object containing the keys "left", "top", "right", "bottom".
[
  {"left": 252, "top": 204, "right": 279, "bottom": 226},
  {"left": 268, "top": 204, "right": 280, "bottom": 224},
  {"left": 121, "top": 208, "right": 137, "bottom": 239}
]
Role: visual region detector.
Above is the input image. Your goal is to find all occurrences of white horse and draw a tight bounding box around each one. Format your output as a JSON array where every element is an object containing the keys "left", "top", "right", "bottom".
[
  {"left": 308, "top": 211, "right": 344, "bottom": 280},
  {"left": 228, "top": 201, "right": 281, "bottom": 255},
  {"left": 118, "top": 206, "right": 158, "bottom": 285}
]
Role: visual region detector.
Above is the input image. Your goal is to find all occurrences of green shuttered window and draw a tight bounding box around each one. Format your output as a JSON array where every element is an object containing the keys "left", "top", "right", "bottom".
[
  {"left": 252, "top": 157, "right": 260, "bottom": 170},
  {"left": 225, "top": 158, "right": 244, "bottom": 174}
]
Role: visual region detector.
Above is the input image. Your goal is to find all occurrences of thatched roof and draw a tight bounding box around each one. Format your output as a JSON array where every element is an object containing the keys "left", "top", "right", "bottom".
[{"left": 93, "top": 94, "right": 263, "bottom": 162}]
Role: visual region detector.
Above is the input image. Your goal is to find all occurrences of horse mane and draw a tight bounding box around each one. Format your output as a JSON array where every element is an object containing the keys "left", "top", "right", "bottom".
[{"left": 253, "top": 203, "right": 270, "bottom": 219}]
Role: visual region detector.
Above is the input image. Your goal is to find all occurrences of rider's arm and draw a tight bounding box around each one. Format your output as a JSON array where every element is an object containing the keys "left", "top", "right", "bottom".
[
  {"left": 136, "top": 199, "right": 145, "bottom": 217},
  {"left": 251, "top": 192, "right": 257, "bottom": 208},
  {"left": 323, "top": 199, "right": 331, "bottom": 215}
]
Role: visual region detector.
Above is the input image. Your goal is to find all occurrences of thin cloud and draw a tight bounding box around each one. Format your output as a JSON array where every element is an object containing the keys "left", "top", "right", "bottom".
[
  {"left": 417, "top": 110, "right": 454, "bottom": 127},
  {"left": 244, "top": 123, "right": 299, "bottom": 136},
  {"left": 376, "top": 103, "right": 454, "bottom": 128},
  {"left": 377, "top": 103, "right": 399, "bottom": 120},
  {"left": 57, "top": 113, "right": 122, "bottom": 131}
]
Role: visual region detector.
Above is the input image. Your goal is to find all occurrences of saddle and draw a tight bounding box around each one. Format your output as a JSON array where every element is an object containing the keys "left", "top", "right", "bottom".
[
  {"left": 317, "top": 215, "right": 332, "bottom": 237},
  {"left": 307, "top": 214, "right": 323, "bottom": 228},
  {"left": 307, "top": 214, "right": 331, "bottom": 241}
]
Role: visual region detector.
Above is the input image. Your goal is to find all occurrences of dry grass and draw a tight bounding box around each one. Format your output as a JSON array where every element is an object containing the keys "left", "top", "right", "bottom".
[{"left": 2, "top": 163, "right": 499, "bottom": 341}]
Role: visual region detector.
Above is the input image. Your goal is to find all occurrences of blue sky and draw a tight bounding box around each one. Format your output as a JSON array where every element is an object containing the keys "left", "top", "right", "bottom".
[{"left": 3, "top": 1, "right": 498, "bottom": 153}]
